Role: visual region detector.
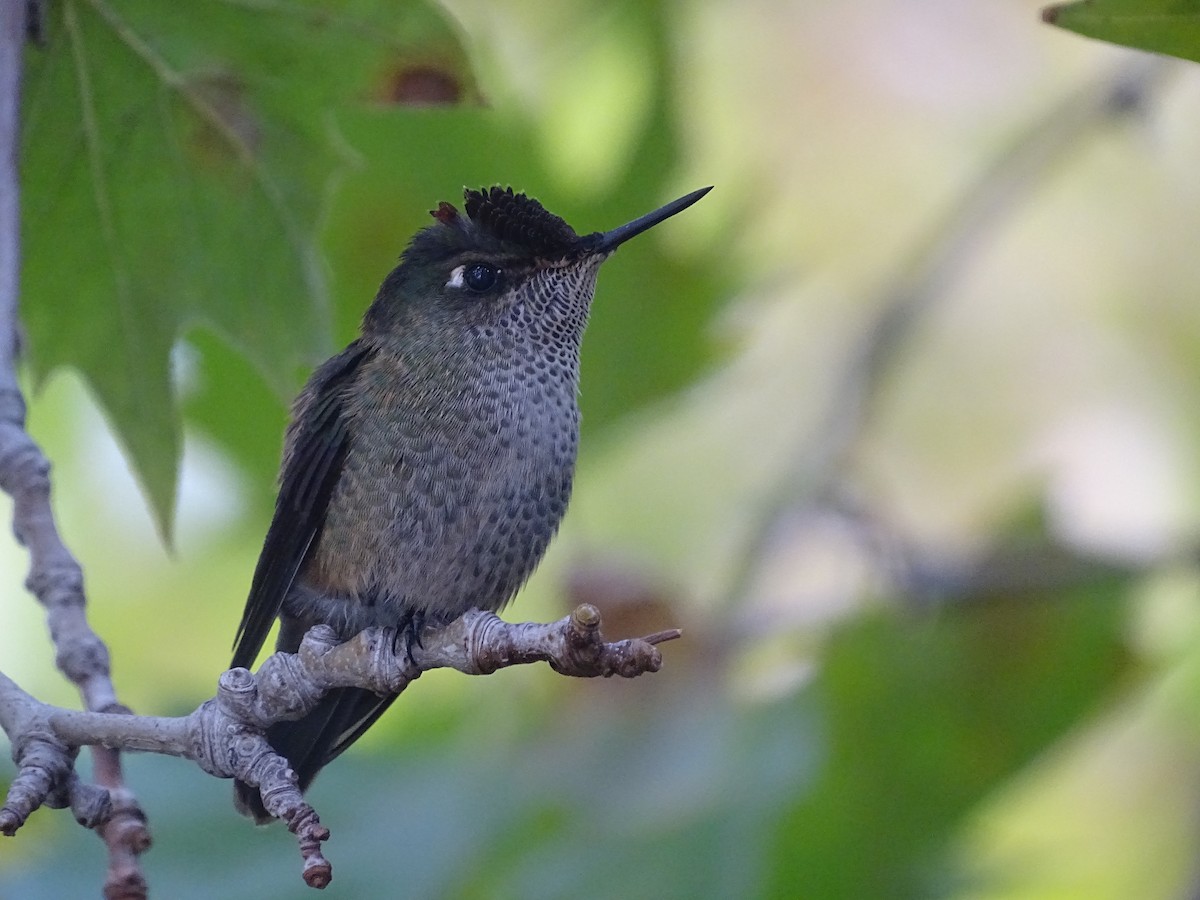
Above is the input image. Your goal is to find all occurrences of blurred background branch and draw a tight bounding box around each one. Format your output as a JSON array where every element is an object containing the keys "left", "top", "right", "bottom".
[{"left": 720, "top": 55, "right": 1176, "bottom": 613}]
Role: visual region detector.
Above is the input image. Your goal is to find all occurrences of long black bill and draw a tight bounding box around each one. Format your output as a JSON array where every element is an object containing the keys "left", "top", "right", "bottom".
[{"left": 585, "top": 186, "right": 712, "bottom": 253}]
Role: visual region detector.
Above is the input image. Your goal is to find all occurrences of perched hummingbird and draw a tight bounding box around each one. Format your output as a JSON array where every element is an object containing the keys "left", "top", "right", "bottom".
[{"left": 230, "top": 184, "right": 710, "bottom": 821}]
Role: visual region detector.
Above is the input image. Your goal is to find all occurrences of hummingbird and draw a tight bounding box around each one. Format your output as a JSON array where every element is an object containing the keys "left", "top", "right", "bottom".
[{"left": 230, "top": 184, "right": 711, "bottom": 821}]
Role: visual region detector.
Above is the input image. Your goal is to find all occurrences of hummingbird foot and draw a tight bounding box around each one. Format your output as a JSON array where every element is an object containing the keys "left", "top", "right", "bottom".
[{"left": 389, "top": 610, "right": 427, "bottom": 666}]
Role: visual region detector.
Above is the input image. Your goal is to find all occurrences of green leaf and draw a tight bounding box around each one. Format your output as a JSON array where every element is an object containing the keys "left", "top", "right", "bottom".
[
  {"left": 768, "top": 566, "right": 1134, "bottom": 897},
  {"left": 1043, "top": 0, "right": 1200, "bottom": 63},
  {"left": 19, "top": 0, "right": 472, "bottom": 539}
]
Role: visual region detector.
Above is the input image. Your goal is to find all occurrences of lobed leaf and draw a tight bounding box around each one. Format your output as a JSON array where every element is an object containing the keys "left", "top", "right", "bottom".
[{"left": 20, "top": 0, "right": 472, "bottom": 539}]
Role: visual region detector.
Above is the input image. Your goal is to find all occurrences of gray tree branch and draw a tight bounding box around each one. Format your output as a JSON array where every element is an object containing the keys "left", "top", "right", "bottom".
[
  {"left": 0, "top": 604, "right": 678, "bottom": 889},
  {"left": 0, "top": 4, "right": 149, "bottom": 898}
]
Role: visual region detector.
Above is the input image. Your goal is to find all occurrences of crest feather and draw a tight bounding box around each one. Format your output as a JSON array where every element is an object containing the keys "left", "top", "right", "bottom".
[{"left": 463, "top": 186, "right": 578, "bottom": 256}]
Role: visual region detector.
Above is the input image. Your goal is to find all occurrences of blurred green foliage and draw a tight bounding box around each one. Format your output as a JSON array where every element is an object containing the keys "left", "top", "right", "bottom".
[
  {"left": 771, "top": 569, "right": 1133, "bottom": 899},
  {"left": 6, "top": 1, "right": 1200, "bottom": 898}
]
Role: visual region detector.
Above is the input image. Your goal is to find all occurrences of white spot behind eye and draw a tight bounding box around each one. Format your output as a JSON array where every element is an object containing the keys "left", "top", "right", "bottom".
[{"left": 446, "top": 265, "right": 465, "bottom": 289}]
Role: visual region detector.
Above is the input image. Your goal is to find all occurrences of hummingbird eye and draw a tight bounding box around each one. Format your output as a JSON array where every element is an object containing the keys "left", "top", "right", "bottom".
[{"left": 463, "top": 263, "right": 498, "bottom": 292}]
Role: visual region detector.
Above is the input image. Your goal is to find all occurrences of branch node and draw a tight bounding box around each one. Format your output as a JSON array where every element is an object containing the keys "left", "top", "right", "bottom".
[
  {"left": 364, "top": 626, "right": 418, "bottom": 693},
  {"left": 68, "top": 775, "right": 113, "bottom": 828},
  {"left": 254, "top": 645, "right": 326, "bottom": 723},
  {"left": 551, "top": 606, "right": 672, "bottom": 678},
  {"left": 298, "top": 624, "right": 340, "bottom": 655},
  {"left": 54, "top": 631, "right": 112, "bottom": 686},
  {"left": 463, "top": 611, "right": 509, "bottom": 675},
  {"left": 217, "top": 667, "right": 259, "bottom": 720},
  {"left": 571, "top": 603, "right": 601, "bottom": 631},
  {"left": 103, "top": 789, "right": 152, "bottom": 854},
  {"left": 2, "top": 726, "right": 77, "bottom": 832}
]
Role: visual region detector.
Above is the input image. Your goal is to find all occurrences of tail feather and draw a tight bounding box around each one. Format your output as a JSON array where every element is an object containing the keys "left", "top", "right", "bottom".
[{"left": 234, "top": 686, "right": 397, "bottom": 823}]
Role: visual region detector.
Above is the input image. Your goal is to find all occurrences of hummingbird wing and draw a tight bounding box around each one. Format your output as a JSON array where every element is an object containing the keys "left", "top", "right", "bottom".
[{"left": 230, "top": 340, "right": 374, "bottom": 670}]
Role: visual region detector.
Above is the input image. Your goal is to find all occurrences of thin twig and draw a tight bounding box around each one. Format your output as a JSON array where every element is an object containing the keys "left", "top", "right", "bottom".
[{"left": 0, "top": 5, "right": 149, "bottom": 898}]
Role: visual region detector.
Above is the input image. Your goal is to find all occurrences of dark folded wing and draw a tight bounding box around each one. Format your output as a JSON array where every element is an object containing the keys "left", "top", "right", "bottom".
[{"left": 230, "top": 341, "right": 373, "bottom": 670}]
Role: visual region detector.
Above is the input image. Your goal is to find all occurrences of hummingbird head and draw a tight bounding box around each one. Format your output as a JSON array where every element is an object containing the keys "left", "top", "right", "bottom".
[{"left": 362, "top": 185, "right": 711, "bottom": 361}]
